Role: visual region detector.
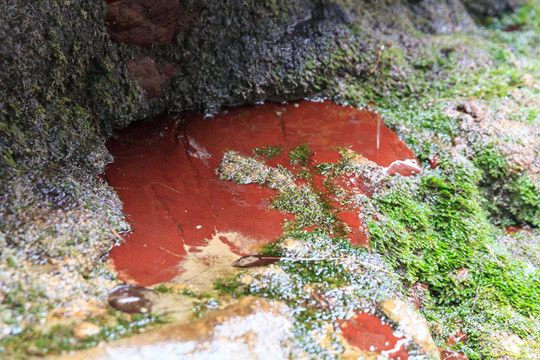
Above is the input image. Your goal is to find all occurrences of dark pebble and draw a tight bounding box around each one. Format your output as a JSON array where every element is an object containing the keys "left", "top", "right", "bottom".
[{"left": 108, "top": 283, "right": 155, "bottom": 314}]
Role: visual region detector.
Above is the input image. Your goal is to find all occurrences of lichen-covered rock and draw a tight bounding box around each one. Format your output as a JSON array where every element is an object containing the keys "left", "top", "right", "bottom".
[
  {"left": 409, "top": 0, "right": 476, "bottom": 34},
  {"left": 479, "top": 331, "right": 540, "bottom": 359}
]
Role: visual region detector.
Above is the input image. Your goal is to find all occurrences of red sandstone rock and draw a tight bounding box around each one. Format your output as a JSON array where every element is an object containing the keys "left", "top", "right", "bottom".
[
  {"left": 337, "top": 210, "right": 370, "bottom": 247},
  {"left": 127, "top": 57, "right": 162, "bottom": 98},
  {"left": 407, "top": 283, "right": 429, "bottom": 309},
  {"left": 158, "top": 61, "right": 178, "bottom": 83},
  {"left": 104, "top": 0, "right": 198, "bottom": 46},
  {"left": 380, "top": 298, "right": 438, "bottom": 357},
  {"left": 339, "top": 312, "right": 409, "bottom": 359}
]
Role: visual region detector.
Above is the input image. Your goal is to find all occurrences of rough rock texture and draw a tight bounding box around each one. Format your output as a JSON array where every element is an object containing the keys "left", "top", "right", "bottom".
[
  {"left": 105, "top": 0, "right": 199, "bottom": 46},
  {"left": 445, "top": 98, "right": 540, "bottom": 226},
  {"left": 409, "top": 0, "right": 477, "bottom": 34},
  {"left": 127, "top": 56, "right": 164, "bottom": 98},
  {"left": 447, "top": 99, "right": 540, "bottom": 179},
  {"left": 480, "top": 331, "right": 534, "bottom": 359},
  {"left": 438, "top": 348, "right": 468, "bottom": 360},
  {"left": 59, "top": 297, "right": 292, "bottom": 360},
  {"left": 461, "top": 0, "right": 526, "bottom": 18},
  {"left": 380, "top": 298, "right": 439, "bottom": 358}
]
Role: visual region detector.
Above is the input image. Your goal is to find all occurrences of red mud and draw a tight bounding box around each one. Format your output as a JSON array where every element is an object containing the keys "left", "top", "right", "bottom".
[
  {"left": 340, "top": 312, "right": 409, "bottom": 359},
  {"left": 106, "top": 100, "right": 417, "bottom": 285}
]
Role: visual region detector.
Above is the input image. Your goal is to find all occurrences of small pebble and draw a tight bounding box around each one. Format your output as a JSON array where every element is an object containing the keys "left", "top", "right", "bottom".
[{"left": 108, "top": 284, "right": 156, "bottom": 314}]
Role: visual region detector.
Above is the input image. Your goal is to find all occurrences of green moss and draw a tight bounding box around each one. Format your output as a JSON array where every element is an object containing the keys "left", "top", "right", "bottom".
[
  {"left": 260, "top": 240, "right": 284, "bottom": 256},
  {"left": 366, "top": 163, "right": 540, "bottom": 358},
  {"left": 215, "top": 229, "right": 402, "bottom": 358},
  {"left": 253, "top": 144, "right": 284, "bottom": 159},
  {"left": 215, "top": 2, "right": 540, "bottom": 358},
  {"left": 271, "top": 184, "right": 338, "bottom": 231},
  {"left": 470, "top": 145, "right": 540, "bottom": 227},
  {"left": 152, "top": 284, "right": 177, "bottom": 294},
  {"left": 508, "top": 175, "right": 540, "bottom": 226},
  {"left": 289, "top": 144, "right": 313, "bottom": 166},
  {"left": 214, "top": 277, "right": 249, "bottom": 298},
  {"left": 474, "top": 146, "right": 508, "bottom": 180},
  {"left": 191, "top": 298, "right": 220, "bottom": 319},
  {"left": 0, "top": 311, "right": 167, "bottom": 358}
]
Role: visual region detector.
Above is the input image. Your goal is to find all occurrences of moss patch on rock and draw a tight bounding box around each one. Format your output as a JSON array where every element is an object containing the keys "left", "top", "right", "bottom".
[{"left": 215, "top": 1, "right": 540, "bottom": 358}]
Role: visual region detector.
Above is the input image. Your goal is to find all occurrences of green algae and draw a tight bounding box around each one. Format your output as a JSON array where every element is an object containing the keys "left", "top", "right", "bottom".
[
  {"left": 272, "top": 185, "right": 338, "bottom": 232},
  {"left": 289, "top": 144, "right": 313, "bottom": 166},
  {"left": 0, "top": 2, "right": 146, "bottom": 352},
  {"left": 253, "top": 144, "right": 284, "bottom": 160},
  {"left": 217, "top": 148, "right": 540, "bottom": 359},
  {"left": 0, "top": 311, "right": 167, "bottom": 359}
]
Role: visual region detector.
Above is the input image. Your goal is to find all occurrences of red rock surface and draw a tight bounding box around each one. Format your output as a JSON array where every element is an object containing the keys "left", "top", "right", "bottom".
[
  {"left": 505, "top": 226, "right": 533, "bottom": 234},
  {"left": 446, "top": 331, "right": 467, "bottom": 345},
  {"left": 104, "top": 0, "right": 198, "bottom": 46},
  {"left": 127, "top": 57, "right": 162, "bottom": 98},
  {"left": 438, "top": 347, "right": 468, "bottom": 360},
  {"left": 340, "top": 312, "right": 409, "bottom": 359},
  {"left": 106, "top": 100, "right": 418, "bottom": 285}
]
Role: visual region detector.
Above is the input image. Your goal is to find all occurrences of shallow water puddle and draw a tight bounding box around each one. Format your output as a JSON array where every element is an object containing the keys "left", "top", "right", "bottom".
[{"left": 106, "top": 100, "right": 417, "bottom": 286}]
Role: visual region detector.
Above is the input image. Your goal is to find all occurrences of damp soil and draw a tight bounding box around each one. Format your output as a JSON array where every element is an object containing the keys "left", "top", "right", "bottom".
[{"left": 105, "top": 100, "right": 417, "bottom": 286}]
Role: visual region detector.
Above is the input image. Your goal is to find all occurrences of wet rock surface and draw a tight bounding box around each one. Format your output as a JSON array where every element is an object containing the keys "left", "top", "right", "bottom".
[
  {"left": 461, "top": 0, "right": 526, "bottom": 17},
  {"left": 339, "top": 312, "right": 409, "bottom": 359},
  {"left": 105, "top": 100, "right": 417, "bottom": 285},
  {"left": 380, "top": 298, "right": 438, "bottom": 357},
  {"left": 1, "top": 0, "right": 539, "bottom": 358},
  {"left": 72, "top": 322, "right": 101, "bottom": 340},
  {"left": 126, "top": 57, "right": 164, "bottom": 99},
  {"left": 60, "top": 297, "right": 292, "bottom": 360},
  {"left": 438, "top": 348, "right": 468, "bottom": 360}
]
